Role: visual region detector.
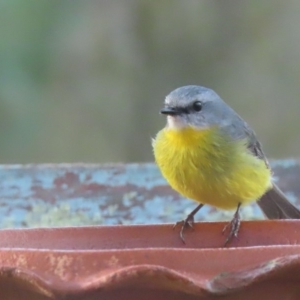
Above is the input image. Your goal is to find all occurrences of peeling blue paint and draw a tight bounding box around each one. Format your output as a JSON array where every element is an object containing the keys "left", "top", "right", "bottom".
[{"left": 0, "top": 160, "right": 298, "bottom": 228}]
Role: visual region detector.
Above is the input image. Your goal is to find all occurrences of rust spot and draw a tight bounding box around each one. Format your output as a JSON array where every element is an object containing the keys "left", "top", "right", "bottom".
[
  {"left": 79, "top": 183, "right": 107, "bottom": 194},
  {"left": 31, "top": 186, "right": 57, "bottom": 204},
  {"left": 53, "top": 172, "right": 80, "bottom": 189}
]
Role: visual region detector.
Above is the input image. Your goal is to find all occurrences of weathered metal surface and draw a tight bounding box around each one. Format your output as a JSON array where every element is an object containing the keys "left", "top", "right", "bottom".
[
  {"left": 1, "top": 222, "right": 300, "bottom": 299},
  {"left": 0, "top": 160, "right": 299, "bottom": 228}
]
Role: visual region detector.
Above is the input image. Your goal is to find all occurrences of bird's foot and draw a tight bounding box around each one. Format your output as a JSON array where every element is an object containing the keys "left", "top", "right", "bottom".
[
  {"left": 173, "top": 204, "right": 204, "bottom": 243},
  {"left": 222, "top": 208, "right": 241, "bottom": 246},
  {"left": 173, "top": 214, "right": 194, "bottom": 244}
]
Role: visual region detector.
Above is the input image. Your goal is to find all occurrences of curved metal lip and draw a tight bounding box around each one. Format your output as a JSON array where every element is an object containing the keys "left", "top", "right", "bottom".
[{"left": 0, "top": 221, "right": 300, "bottom": 298}]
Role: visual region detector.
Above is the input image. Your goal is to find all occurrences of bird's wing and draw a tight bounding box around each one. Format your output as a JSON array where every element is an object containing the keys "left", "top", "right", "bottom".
[{"left": 245, "top": 126, "right": 300, "bottom": 219}]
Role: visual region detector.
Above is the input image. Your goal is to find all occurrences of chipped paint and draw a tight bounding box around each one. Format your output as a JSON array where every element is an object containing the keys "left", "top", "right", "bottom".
[
  {"left": 0, "top": 161, "right": 298, "bottom": 228},
  {"left": 107, "top": 255, "right": 120, "bottom": 268},
  {"left": 49, "top": 254, "right": 73, "bottom": 281}
]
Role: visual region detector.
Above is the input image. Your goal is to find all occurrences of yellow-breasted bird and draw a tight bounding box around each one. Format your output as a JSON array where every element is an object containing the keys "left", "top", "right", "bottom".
[{"left": 152, "top": 85, "right": 300, "bottom": 245}]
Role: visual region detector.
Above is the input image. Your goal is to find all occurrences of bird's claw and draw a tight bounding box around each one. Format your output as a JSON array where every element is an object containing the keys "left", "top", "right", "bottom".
[
  {"left": 223, "top": 211, "right": 241, "bottom": 246},
  {"left": 173, "top": 215, "right": 195, "bottom": 243}
]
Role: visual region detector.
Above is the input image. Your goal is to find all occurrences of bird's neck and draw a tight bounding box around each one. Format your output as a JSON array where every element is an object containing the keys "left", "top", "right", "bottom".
[{"left": 163, "top": 126, "right": 213, "bottom": 147}]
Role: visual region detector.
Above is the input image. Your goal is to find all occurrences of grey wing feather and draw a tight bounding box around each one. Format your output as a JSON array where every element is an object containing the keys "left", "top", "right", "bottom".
[
  {"left": 243, "top": 121, "right": 300, "bottom": 219},
  {"left": 223, "top": 113, "right": 300, "bottom": 219}
]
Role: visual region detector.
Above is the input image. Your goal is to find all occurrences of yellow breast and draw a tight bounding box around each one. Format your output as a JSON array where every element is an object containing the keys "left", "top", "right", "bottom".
[{"left": 152, "top": 126, "right": 272, "bottom": 210}]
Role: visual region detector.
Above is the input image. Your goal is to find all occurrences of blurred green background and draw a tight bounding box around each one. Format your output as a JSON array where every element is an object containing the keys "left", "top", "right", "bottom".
[{"left": 1, "top": 1, "right": 299, "bottom": 163}]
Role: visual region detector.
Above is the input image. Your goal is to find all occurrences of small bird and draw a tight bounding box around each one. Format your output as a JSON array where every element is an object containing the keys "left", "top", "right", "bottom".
[{"left": 152, "top": 85, "right": 300, "bottom": 245}]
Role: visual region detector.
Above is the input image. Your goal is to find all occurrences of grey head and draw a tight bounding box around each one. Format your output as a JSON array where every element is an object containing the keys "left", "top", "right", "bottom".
[{"left": 161, "top": 85, "right": 255, "bottom": 142}]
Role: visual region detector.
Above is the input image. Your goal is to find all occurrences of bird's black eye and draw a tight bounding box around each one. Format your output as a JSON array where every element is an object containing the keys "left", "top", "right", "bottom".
[{"left": 192, "top": 101, "right": 202, "bottom": 112}]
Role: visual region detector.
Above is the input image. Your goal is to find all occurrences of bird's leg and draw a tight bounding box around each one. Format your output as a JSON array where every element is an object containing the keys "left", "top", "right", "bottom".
[
  {"left": 173, "top": 203, "right": 204, "bottom": 243},
  {"left": 222, "top": 202, "right": 242, "bottom": 246}
]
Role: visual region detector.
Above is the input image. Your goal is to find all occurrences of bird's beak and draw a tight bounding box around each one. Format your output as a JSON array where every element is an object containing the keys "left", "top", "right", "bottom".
[{"left": 160, "top": 107, "right": 183, "bottom": 116}]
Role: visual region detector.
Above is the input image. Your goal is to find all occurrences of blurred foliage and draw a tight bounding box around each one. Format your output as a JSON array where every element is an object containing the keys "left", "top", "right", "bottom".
[{"left": 0, "top": 1, "right": 299, "bottom": 163}]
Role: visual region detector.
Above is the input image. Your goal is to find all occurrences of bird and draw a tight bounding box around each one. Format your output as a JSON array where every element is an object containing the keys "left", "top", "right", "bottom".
[{"left": 152, "top": 85, "right": 300, "bottom": 245}]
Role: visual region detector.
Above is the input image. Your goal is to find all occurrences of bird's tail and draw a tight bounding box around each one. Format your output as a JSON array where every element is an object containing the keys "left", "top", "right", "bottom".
[{"left": 257, "top": 183, "right": 300, "bottom": 219}]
